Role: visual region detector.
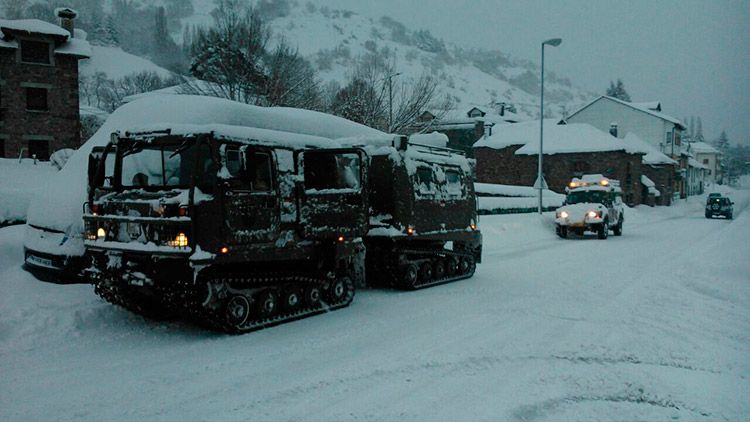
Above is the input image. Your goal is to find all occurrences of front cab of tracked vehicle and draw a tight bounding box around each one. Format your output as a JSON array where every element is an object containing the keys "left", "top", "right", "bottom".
[{"left": 82, "top": 128, "right": 368, "bottom": 331}]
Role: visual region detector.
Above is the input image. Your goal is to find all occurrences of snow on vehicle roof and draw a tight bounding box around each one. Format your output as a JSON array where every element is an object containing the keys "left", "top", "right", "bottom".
[
  {"left": 0, "top": 18, "right": 71, "bottom": 38},
  {"left": 621, "top": 133, "right": 676, "bottom": 165},
  {"left": 122, "top": 123, "right": 338, "bottom": 150},
  {"left": 27, "top": 94, "right": 386, "bottom": 233},
  {"left": 409, "top": 132, "right": 448, "bottom": 148}
]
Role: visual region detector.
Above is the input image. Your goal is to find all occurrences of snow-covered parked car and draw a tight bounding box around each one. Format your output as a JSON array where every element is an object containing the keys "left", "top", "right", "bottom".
[
  {"left": 23, "top": 94, "right": 388, "bottom": 283},
  {"left": 554, "top": 175, "right": 625, "bottom": 239},
  {"left": 705, "top": 194, "right": 733, "bottom": 219}
]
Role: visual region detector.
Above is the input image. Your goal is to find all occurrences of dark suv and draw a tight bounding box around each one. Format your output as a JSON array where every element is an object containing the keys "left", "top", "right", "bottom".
[{"left": 705, "top": 194, "right": 733, "bottom": 219}]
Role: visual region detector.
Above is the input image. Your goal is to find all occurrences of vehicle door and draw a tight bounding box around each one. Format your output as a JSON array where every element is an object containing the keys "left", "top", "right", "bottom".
[
  {"left": 221, "top": 145, "right": 280, "bottom": 244},
  {"left": 298, "top": 148, "right": 367, "bottom": 239}
]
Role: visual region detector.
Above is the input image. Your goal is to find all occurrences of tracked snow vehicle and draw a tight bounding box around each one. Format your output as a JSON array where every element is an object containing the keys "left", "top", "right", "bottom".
[
  {"left": 84, "top": 126, "right": 368, "bottom": 333},
  {"left": 363, "top": 138, "right": 482, "bottom": 289}
]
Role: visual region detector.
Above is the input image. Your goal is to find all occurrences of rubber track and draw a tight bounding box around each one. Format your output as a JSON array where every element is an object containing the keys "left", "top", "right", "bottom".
[
  {"left": 95, "top": 272, "right": 355, "bottom": 334},
  {"left": 382, "top": 248, "right": 477, "bottom": 290}
]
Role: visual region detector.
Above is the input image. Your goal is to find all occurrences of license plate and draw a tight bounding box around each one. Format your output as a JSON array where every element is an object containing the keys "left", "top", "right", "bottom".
[{"left": 26, "top": 254, "right": 54, "bottom": 268}]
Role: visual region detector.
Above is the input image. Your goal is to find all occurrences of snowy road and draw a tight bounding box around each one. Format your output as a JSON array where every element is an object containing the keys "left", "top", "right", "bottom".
[{"left": 1, "top": 191, "right": 749, "bottom": 421}]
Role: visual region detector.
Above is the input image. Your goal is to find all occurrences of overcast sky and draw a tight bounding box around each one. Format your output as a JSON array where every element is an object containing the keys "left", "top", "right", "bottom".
[{"left": 321, "top": 0, "right": 750, "bottom": 146}]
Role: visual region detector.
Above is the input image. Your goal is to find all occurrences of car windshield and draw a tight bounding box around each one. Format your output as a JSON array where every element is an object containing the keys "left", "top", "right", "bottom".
[
  {"left": 566, "top": 190, "right": 607, "bottom": 204},
  {"left": 120, "top": 140, "right": 216, "bottom": 192}
]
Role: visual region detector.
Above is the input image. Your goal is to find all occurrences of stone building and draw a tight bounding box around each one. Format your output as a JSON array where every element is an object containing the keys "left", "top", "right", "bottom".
[
  {"left": 0, "top": 10, "right": 90, "bottom": 160},
  {"left": 473, "top": 120, "right": 647, "bottom": 206}
]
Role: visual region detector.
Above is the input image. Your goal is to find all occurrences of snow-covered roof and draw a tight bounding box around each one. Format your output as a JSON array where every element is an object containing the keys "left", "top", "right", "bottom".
[
  {"left": 409, "top": 132, "right": 448, "bottom": 148},
  {"left": 474, "top": 119, "right": 638, "bottom": 156},
  {"left": 54, "top": 37, "right": 91, "bottom": 57},
  {"left": 0, "top": 19, "right": 71, "bottom": 38},
  {"left": 0, "top": 18, "right": 91, "bottom": 58},
  {"left": 621, "top": 133, "right": 677, "bottom": 165},
  {"left": 631, "top": 101, "right": 661, "bottom": 111},
  {"left": 640, "top": 175, "right": 661, "bottom": 196},
  {"left": 688, "top": 141, "right": 720, "bottom": 155},
  {"left": 567, "top": 96, "right": 685, "bottom": 129}
]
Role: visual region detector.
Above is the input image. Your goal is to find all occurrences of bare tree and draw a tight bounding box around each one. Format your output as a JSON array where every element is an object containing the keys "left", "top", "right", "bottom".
[
  {"left": 330, "top": 53, "right": 450, "bottom": 133},
  {"left": 263, "top": 39, "right": 322, "bottom": 109},
  {"left": 184, "top": 1, "right": 269, "bottom": 103}
]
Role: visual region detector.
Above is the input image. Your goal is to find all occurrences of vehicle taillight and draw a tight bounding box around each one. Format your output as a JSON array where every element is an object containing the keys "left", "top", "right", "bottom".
[
  {"left": 91, "top": 203, "right": 100, "bottom": 215},
  {"left": 178, "top": 206, "right": 189, "bottom": 217}
]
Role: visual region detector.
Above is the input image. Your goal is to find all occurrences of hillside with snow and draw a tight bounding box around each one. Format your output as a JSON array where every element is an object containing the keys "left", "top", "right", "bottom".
[
  {"left": 80, "top": 45, "right": 173, "bottom": 81},
  {"left": 232, "top": 3, "right": 592, "bottom": 119}
]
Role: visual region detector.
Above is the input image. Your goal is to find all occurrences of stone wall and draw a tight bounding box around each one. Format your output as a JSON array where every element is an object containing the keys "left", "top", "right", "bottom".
[
  {"left": 0, "top": 46, "right": 81, "bottom": 159},
  {"left": 474, "top": 146, "right": 645, "bottom": 205}
]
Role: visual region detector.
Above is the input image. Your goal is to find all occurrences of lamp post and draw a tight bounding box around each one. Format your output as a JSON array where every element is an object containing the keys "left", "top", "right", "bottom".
[
  {"left": 538, "top": 37, "right": 562, "bottom": 214},
  {"left": 386, "top": 72, "right": 402, "bottom": 132}
]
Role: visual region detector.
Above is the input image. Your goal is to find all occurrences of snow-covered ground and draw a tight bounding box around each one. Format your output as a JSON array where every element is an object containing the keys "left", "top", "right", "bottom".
[{"left": 1, "top": 189, "right": 749, "bottom": 421}]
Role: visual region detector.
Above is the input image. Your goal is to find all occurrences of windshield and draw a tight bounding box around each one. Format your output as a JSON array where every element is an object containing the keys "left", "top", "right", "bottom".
[
  {"left": 120, "top": 140, "right": 216, "bottom": 192},
  {"left": 566, "top": 190, "right": 608, "bottom": 205}
]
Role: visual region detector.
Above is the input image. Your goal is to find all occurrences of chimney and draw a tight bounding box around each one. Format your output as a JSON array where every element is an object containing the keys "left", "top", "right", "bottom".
[
  {"left": 609, "top": 122, "right": 618, "bottom": 138},
  {"left": 56, "top": 7, "right": 77, "bottom": 38}
]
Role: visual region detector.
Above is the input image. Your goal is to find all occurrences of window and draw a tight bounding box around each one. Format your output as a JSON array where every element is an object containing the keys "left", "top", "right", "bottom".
[
  {"left": 26, "top": 88, "right": 48, "bottom": 111},
  {"left": 703, "top": 159, "right": 709, "bottom": 165},
  {"left": 0, "top": 139, "right": 5, "bottom": 158},
  {"left": 415, "top": 166, "right": 435, "bottom": 196},
  {"left": 445, "top": 169, "right": 465, "bottom": 197},
  {"left": 246, "top": 151, "right": 273, "bottom": 192},
  {"left": 304, "top": 151, "right": 361, "bottom": 192},
  {"left": 20, "top": 40, "right": 51, "bottom": 64},
  {"left": 28, "top": 139, "right": 49, "bottom": 160}
]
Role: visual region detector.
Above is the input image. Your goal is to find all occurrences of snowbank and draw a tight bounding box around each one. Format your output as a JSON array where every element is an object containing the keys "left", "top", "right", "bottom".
[{"left": 475, "top": 182, "right": 565, "bottom": 214}]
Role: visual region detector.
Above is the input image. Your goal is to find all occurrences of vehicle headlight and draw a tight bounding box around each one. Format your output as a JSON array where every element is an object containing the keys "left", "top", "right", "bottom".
[
  {"left": 97, "top": 228, "right": 106, "bottom": 239},
  {"left": 587, "top": 211, "right": 598, "bottom": 218},
  {"left": 168, "top": 232, "right": 189, "bottom": 248},
  {"left": 560, "top": 211, "right": 569, "bottom": 219}
]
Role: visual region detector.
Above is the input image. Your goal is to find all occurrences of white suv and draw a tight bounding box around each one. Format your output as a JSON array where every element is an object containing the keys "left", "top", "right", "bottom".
[{"left": 554, "top": 175, "right": 625, "bottom": 239}]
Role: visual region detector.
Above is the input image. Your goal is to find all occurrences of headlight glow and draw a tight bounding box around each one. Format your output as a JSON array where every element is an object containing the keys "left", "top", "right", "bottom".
[
  {"left": 168, "top": 232, "right": 189, "bottom": 248},
  {"left": 96, "top": 228, "right": 106, "bottom": 239},
  {"left": 560, "top": 211, "right": 569, "bottom": 219},
  {"left": 587, "top": 211, "right": 598, "bottom": 218}
]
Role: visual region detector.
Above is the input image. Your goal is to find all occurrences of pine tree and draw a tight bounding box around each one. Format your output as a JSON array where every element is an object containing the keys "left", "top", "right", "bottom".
[
  {"left": 606, "top": 78, "right": 631, "bottom": 102},
  {"left": 714, "top": 130, "right": 730, "bottom": 152},
  {"left": 695, "top": 117, "right": 704, "bottom": 142}
]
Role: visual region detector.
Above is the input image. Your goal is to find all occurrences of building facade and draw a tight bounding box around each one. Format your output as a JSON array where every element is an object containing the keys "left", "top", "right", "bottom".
[
  {"left": 0, "top": 12, "right": 90, "bottom": 160},
  {"left": 565, "top": 96, "right": 688, "bottom": 198}
]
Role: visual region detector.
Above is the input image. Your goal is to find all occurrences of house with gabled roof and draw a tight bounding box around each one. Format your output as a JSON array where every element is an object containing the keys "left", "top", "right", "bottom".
[
  {"left": 565, "top": 96, "right": 687, "bottom": 199},
  {"left": 687, "top": 141, "right": 722, "bottom": 184},
  {"left": 0, "top": 9, "right": 90, "bottom": 160},
  {"left": 473, "top": 120, "right": 648, "bottom": 205}
]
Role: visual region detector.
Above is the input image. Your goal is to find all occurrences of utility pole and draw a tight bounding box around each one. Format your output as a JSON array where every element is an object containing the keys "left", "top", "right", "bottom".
[{"left": 538, "top": 38, "right": 562, "bottom": 214}]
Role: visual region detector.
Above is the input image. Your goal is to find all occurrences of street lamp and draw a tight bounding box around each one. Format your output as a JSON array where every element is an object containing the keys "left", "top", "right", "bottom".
[
  {"left": 538, "top": 37, "right": 562, "bottom": 214},
  {"left": 386, "top": 72, "right": 402, "bottom": 132}
]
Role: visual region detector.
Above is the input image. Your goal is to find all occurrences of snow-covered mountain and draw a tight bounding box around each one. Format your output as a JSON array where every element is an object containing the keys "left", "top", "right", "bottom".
[
  {"left": 179, "top": 1, "right": 593, "bottom": 120},
  {"left": 264, "top": 5, "right": 593, "bottom": 119}
]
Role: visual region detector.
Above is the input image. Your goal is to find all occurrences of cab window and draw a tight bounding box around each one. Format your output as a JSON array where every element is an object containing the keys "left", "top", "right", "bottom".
[
  {"left": 246, "top": 151, "right": 273, "bottom": 192},
  {"left": 445, "top": 169, "right": 464, "bottom": 197},
  {"left": 415, "top": 166, "right": 435, "bottom": 197},
  {"left": 304, "top": 151, "right": 361, "bottom": 192}
]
